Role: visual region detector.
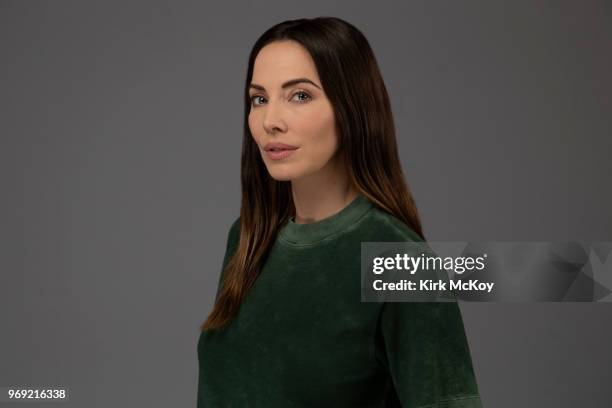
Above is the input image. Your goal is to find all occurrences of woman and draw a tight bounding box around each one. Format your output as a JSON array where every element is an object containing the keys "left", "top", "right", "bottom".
[{"left": 197, "top": 17, "right": 482, "bottom": 407}]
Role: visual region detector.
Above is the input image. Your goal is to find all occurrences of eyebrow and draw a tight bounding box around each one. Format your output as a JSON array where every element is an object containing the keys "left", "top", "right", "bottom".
[{"left": 249, "top": 77, "right": 322, "bottom": 91}]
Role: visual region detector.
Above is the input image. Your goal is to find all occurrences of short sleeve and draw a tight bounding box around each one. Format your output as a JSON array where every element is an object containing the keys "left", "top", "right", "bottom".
[
  {"left": 213, "top": 217, "right": 241, "bottom": 302},
  {"left": 377, "top": 299, "right": 483, "bottom": 407}
]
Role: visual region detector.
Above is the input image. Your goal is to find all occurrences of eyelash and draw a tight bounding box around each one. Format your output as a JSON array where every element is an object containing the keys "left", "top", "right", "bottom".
[{"left": 250, "top": 91, "right": 312, "bottom": 107}]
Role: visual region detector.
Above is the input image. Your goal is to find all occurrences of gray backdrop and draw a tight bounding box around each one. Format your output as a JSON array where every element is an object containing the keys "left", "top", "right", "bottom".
[{"left": 1, "top": 1, "right": 611, "bottom": 407}]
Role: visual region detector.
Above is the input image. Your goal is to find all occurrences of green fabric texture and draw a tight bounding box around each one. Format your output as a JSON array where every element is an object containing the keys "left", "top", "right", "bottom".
[{"left": 197, "top": 194, "right": 483, "bottom": 407}]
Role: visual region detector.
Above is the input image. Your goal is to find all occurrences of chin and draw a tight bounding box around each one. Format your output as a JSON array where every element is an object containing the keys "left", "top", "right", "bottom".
[
  {"left": 265, "top": 164, "right": 306, "bottom": 182},
  {"left": 267, "top": 169, "right": 298, "bottom": 182}
]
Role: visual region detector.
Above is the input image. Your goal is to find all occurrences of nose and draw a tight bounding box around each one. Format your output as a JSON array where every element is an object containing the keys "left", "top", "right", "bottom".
[{"left": 262, "top": 99, "right": 287, "bottom": 134}]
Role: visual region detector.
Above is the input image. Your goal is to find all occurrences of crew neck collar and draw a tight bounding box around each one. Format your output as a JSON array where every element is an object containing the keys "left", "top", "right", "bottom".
[{"left": 278, "top": 194, "right": 373, "bottom": 246}]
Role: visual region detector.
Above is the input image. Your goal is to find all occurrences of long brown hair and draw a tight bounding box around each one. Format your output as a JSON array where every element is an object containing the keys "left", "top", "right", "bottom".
[{"left": 201, "top": 17, "right": 424, "bottom": 331}]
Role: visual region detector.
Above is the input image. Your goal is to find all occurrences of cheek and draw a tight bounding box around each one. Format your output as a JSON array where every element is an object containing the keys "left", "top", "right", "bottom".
[{"left": 303, "top": 109, "right": 337, "bottom": 160}]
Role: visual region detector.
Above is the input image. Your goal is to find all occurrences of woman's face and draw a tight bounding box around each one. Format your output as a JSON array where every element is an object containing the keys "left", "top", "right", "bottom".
[{"left": 248, "top": 40, "right": 339, "bottom": 181}]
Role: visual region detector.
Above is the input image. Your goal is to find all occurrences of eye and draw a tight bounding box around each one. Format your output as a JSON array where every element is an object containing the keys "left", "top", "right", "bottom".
[
  {"left": 249, "top": 91, "right": 312, "bottom": 107},
  {"left": 250, "top": 95, "right": 266, "bottom": 107},
  {"left": 292, "top": 91, "right": 312, "bottom": 103}
]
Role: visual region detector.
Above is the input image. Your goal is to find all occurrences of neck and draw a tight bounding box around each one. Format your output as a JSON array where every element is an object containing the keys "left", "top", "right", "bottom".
[{"left": 290, "top": 156, "right": 359, "bottom": 224}]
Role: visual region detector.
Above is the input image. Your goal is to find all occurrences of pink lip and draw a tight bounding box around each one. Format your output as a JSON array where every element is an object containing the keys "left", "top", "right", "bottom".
[
  {"left": 264, "top": 142, "right": 298, "bottom": 151},
  {"left": 265, "top": 147, "right": 298, "bottom": 160},
  {"left": 264, "top": 142, "right": 299, "bottom": 161}
]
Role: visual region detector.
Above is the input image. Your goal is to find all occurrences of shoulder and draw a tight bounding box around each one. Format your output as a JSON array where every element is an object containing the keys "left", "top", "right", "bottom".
[
  {"left": 224, "top": 216, "right": 241, "bottom": 250},
  {"left": 354, "top": 204, "right": 424, "bottom": 243},
  {"left": 229, "top": 216, "right": 241, "bottom": 237}
]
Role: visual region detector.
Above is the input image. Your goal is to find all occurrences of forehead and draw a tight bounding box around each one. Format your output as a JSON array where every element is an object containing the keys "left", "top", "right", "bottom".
[{"left": 252, "top": 40, "right": 320, "bottom": 86}]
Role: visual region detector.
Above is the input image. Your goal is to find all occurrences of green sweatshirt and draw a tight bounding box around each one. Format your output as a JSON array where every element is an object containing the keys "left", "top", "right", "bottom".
[{"left": 197, "top": 194, "right": 482, "bottom": 407}]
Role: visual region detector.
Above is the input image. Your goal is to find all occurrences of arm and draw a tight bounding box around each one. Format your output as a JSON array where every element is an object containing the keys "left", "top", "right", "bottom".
[{"left": 377, "top": 299, "right": 483, "bottom": 407}]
